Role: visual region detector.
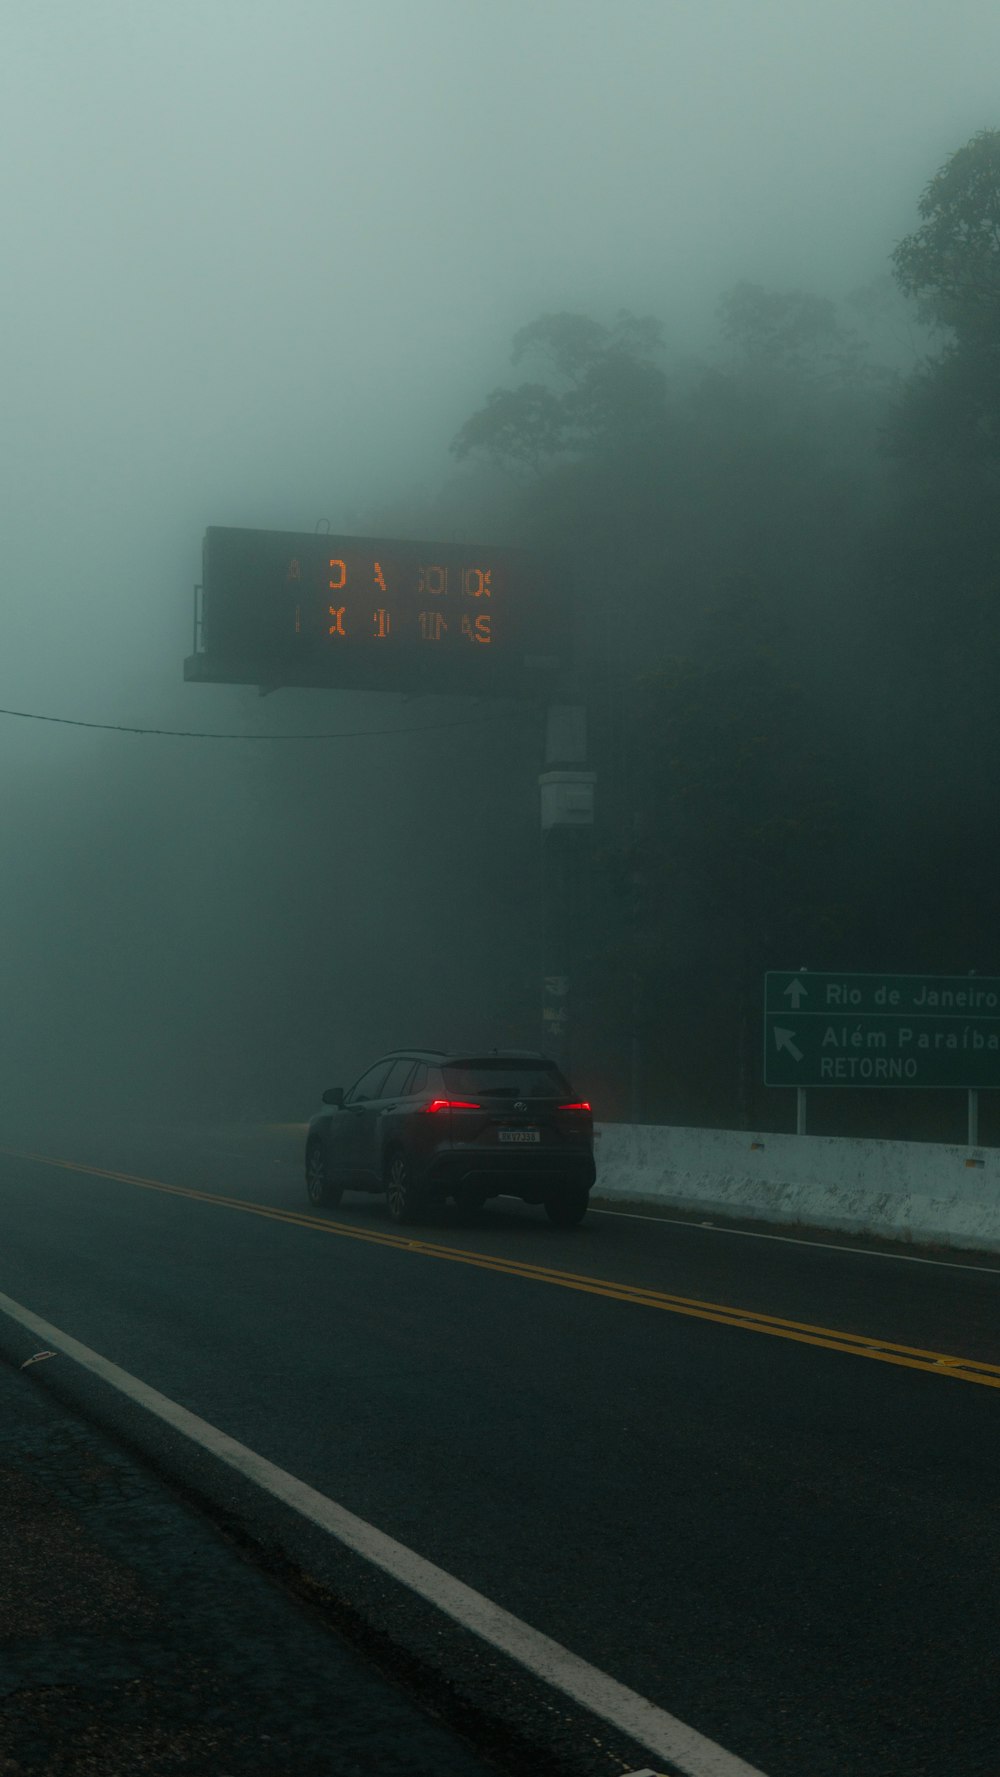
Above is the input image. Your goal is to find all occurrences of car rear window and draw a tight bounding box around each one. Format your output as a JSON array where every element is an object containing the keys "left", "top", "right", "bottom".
[{"left": 442, "top": 1059, "right": 571, "bottom": 1098}]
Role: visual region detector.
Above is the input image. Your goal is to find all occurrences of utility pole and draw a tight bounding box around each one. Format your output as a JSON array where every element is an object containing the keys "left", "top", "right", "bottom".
[{"left": 539, "top": 703, "right": 595, "bottom": 1073}]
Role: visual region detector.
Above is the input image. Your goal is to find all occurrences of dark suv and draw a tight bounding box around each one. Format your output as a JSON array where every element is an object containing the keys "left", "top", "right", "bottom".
[{"left": 305, "top": 1050, "right": 596, "bottom": 1227}]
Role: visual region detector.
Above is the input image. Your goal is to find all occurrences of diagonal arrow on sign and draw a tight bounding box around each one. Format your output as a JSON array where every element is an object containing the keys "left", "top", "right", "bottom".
[
  {"left": 773, "top": 1027, "right": 803, "bottom": 1062},
  {"left": 782, "top": 977, "right": 807, "bottom": 1009}
]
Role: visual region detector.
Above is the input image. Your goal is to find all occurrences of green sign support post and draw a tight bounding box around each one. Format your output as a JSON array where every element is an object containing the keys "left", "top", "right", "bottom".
[{"left": 764, "top": 970, "right": 1000, "bottom": 1143}]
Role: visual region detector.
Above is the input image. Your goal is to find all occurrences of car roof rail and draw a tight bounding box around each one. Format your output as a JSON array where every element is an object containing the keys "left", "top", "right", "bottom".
[{"left": 444, "top": 1049, "right": 553, "bottom": 1062}]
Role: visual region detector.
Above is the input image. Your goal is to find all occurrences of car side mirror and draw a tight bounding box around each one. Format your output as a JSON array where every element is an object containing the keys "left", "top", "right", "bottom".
[{"left": 322, "top": 1086, "right": 344, "bottom": 1107}]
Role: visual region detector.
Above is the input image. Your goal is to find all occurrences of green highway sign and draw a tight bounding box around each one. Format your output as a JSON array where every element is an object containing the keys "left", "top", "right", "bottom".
[{"left": 764, "top": 971, "right": 1000, "bottom": 1089}]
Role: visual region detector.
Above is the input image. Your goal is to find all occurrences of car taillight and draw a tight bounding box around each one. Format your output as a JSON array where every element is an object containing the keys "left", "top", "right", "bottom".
[
  {"left": 424, "top": 1098, "right": 482, "bottom": 1113},
  {"left": 559, "top": 1101, "right": 592, "bottom": 1112}
]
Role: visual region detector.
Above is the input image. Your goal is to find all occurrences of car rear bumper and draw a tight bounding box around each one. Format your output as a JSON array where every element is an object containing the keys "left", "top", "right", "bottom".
[{"left": 419, "top": 1146, "right": 596, "bottom": 1196}]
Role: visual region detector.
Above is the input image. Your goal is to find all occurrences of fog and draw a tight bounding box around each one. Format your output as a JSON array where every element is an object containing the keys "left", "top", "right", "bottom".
[{"left": 2, "top": 0, "right": 999, "bottom": 1130}]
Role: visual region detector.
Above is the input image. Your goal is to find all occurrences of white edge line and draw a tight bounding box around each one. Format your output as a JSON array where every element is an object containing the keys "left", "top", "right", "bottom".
[
  {"left": 586, "top": 1204, "right": 1000, "bottom": 1275},
  {"left": 0, "top": 1287, "right": 769, "bottom": 1777}
]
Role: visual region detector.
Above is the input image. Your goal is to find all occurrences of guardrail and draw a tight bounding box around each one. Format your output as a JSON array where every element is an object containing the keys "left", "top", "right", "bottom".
[{"left": 593, "top": 1123, "right": 1000, "bottom": 1254}]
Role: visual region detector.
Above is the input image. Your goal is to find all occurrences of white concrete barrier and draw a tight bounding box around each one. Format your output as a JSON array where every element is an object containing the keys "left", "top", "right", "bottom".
[{"left": 593, "top": 1122, "right": 1000, "bottom": 1253}]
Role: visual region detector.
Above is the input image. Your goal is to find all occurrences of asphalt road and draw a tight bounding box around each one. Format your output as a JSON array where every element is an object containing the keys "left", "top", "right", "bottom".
[{"left": 1, "top": 1119, "right": 998, "bottom": 1777}]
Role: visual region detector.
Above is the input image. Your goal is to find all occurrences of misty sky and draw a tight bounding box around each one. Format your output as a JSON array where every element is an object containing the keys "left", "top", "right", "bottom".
[
  {"left": 2, "top": 1, "right": 999, "bottom": 1115},
  {"left": 3, "top": 0, "right": 999, "bottom": 726}
]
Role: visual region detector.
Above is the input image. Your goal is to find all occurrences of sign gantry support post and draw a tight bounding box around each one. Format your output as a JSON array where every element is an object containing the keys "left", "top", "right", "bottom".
[
  {"left": 539, "top": 703, "right": 595, "bottom": 1076},
  {"left": 795, "top": 966, "right": 808, "bottom": 1135},
  {"left": 967, "top": 971, "right": 979, "bottom": 1147}
]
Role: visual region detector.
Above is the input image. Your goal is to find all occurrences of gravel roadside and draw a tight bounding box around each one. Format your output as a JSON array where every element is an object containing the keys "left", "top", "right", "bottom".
[{"left": 0, "top": 1353, "right": 501, "bottom": 1777}]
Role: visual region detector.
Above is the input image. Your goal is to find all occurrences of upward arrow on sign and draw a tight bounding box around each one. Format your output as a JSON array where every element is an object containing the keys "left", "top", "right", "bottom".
[{"left": 783, "top": 978, "right": 807, "bottom": 1009}]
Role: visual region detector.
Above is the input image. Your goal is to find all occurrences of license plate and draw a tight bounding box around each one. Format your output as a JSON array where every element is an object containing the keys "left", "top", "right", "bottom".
[{"left": 499, "top": 1129, "right": 540, "bottom": 1144}]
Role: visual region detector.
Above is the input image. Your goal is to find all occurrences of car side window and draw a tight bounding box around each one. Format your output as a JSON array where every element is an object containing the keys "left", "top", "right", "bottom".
[
  {"left": 380, "top": 1058, "right": 414, "bottom": 1099},
  {"left": 405, "top": 1062, "right": 428, "bottom": 1096},
  {"left": 346, "top": 1059, "right": 394, "bottom": 1104}
]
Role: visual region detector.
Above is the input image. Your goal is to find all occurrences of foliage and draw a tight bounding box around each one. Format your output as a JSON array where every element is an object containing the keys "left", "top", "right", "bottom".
[
  {"left": 580, "top": 584, "right": 856, "bottom": 1122},
  {"left": 511, "top": 309, "right": 665, "bottom": 381},
  {"left": 884, "top": 130, "right": 1000, "bottom": 665},
  {"left": 886, "top": 343, "right": 1000, "bottom": 460},
  {"left": 442, "top": 136, "right": 1000, "bottom": 1130},
  {"left": 891, "top": 128, "right": 1000, "bottom": 341},
  {"left": 450, "top": 309, "right": 667, "bottom": 473},
  {"left": 718, "top": 282, "right": 872, "bottom": 383},
  {"left": 888, "top": 130, "right": 1000, "bottom": 462},
  {"left": 448, "top": 383, "right": 566, "bottom": 476}
]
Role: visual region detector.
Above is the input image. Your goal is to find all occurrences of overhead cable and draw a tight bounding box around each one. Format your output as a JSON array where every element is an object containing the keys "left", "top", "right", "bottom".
[{"left": 0, "top": 704, "right": 526, "bottom": 741}]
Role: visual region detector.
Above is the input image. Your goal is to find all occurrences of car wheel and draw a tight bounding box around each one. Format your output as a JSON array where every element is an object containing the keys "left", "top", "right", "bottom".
[
  {"left": 452, "top": 1184, "right": 487, "bottom": 1219},
  {"left": 306, "top": 1141, "right": 343, "bottom": 1209},
  {"left": 385, "top": 1148, "right": 420, "bottom": 1224},
  {"left": 544, "top": 1185, "right": 589, "bottom": 1228}
]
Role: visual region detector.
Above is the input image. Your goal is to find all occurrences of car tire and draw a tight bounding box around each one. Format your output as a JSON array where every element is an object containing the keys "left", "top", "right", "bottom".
[
  {"left": 306, "top": 1141, "right": 343, "bottom": 1209},
  {"left": 544, "top": 1185, "right": 589, "bottom": 1228},
  {"left": 385, "top": 1148, "right": 420, "bottom": 1224}
]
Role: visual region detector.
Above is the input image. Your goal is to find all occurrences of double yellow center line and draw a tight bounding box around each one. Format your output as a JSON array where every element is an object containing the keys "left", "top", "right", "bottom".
[{"left": 7, "top": 1149, "right": 1000, "bottom": 1390}]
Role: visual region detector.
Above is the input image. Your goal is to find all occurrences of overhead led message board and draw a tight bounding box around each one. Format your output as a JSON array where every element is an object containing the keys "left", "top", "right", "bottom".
[{"left": 184, "top": 527, "right": 558, "bottom": 695}]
